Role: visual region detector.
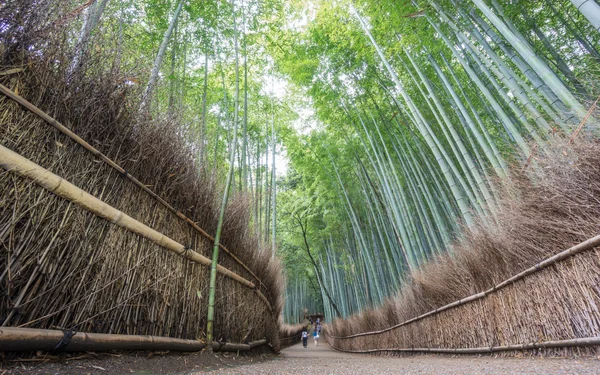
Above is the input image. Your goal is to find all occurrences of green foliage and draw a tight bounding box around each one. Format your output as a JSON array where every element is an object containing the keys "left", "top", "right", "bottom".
[{"left": 68, "top": 0, "right": 600, "bottom": 321}]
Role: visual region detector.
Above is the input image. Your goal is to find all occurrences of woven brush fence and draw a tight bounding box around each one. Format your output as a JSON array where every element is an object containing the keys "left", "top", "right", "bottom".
[
  {"left": 329, "top": 138, "right": 600, "bottom": 357},
  {"left": 0, "top": 3, "right": 283, "bottom": 349}
]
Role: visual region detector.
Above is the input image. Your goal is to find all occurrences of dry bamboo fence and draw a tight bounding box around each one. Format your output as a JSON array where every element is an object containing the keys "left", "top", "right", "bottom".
[
  {"left": 0, "top": 70, "right": 282, "bottom": 350},
  {"left": 328, "top": 233, "right": 600, "bottom": 356},
  {"left": 0, "top": 4, "right": 284, "bottom": 354},
  {"left": 0, "top": 144, "right": 270, "bottom": 308},
  {"left": 0, "top": 83, "right": 272, "bottom": 303},
  {"left": 0, "top": 132, "right": 279, "bottom": 346}
]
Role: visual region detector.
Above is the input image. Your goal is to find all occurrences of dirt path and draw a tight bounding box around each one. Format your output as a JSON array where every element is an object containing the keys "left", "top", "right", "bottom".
[
  {"left": 4, "top": 340, "right": 600, "bottom": 374},
  {"left": 197, "top": 341, "right": 600, "bottom": 375}
]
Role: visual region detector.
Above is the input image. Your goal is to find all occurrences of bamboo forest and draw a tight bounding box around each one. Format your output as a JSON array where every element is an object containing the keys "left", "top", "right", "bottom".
[{"left": 2, "top": 0, "right": 600, "bottom": 373}]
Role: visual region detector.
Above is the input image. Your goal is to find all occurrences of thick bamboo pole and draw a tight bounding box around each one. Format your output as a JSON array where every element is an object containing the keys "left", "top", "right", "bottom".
[
  {"left": 0, "top": 144, "right": 272, "bottom": 310},
  {"left": 0, "top": 327, "right": 205, "bottom": 352},
  {"left": 0, "top": 328, "right": 268, "bottom": 353},
  {"left": 330, "top": 234, "right": 600, "bottom": 340},
  {"left": 327, "top": 336, "right": 600, "bottom": 355},
  {"left": 0, "top": 83, "right": 269, "bottom": 300},
  {"left": 570, "top": 0, "right": 600, "bottom": 33}
]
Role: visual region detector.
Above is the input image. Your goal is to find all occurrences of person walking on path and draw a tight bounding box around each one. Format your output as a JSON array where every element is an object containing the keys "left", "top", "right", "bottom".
[
  {"left": 302, "top": 328, "right": 308, "bottom": 348},
  {"left": 313, "top": 327, "right": 319, "bottom": 347}
]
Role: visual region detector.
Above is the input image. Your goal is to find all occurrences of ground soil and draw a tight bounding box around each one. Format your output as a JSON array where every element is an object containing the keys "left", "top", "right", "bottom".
[
  {"left": 3, "top": 341, "right": 600, "bottom": 374},
  {"left": 0, "top": 349, "right": 276, "bottom": 375}
]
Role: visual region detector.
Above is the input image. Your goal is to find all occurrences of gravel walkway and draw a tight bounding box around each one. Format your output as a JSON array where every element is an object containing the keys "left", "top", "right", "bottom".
[{"left": 191, "top": 341, "right": 600, "bottom": 375}]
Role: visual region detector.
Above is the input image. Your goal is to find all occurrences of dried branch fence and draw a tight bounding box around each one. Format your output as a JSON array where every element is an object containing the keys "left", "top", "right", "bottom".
[
  {"left": 0, "top": 83, "right": 272, "bottom": 303},
  {"left": 0, "top": 143, "right": 269, "bottom": 307},
  {"left": 328, "top": 233, "right": 600, "bottom": 355},
  {"left": 0, "top": 78, "right": 282, "bottom": 351}
]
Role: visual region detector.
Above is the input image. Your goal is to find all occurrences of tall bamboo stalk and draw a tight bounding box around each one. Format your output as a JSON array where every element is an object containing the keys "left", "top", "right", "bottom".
[
  {"left": 470, "top": 0, "right": 589, "bottom": 121},
  {"left": 207, "top": 0, "right": 241, "bottom": 345},
  {"left": 139, "top": 0, "right": 185, "bottom": 114}
]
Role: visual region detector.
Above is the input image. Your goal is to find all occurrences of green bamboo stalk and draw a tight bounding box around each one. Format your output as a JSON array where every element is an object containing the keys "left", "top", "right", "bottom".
[
  {"left": 470, "top": 0, "right": 589, "bottom": 121},
  {"left": 206, "top": 0, "right": 241, "bottom": 346}
]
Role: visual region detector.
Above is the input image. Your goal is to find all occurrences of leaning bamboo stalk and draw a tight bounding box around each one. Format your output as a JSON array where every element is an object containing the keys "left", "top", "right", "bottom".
[
  {"left": 327, "top": 336, "right": 600, "bottom": 355},
  {"left": 0, "top": 328, "right": 269, "bottom": 353},
  {"left": 0, "top": 83, "right": 269, "bottom": 299},
  {"left": 569, "top": 93, "right": 600, "bottom": 143},
  {"left": 331, "top": 233, "right": 600, "bottom": 339},
  {"left": 0, "top": 144, "right": 272, "bottom": 310}
]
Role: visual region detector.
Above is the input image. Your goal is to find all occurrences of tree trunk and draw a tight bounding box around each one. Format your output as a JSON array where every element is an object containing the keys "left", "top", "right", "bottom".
[
  {"left": 138, "top": 0, "right": 185, "bottom": 115},
  {"left": 271, "top": 100, "right": 276, "bottom": 258},
  {"left": 168, "top": 23, "right": 179, "bottom": 117},
  {"left": 296, "top": 216, "right": 343, "bottom": 318},
  {"left": 570, "top": 0, "right": 600, "bottom": 32},
  {"left": 68, "top": 0, "right": 110, "bottom": 78},
  {"left": 351, "top": 5, "right": 474, "bottom": 226},
  {"left": 470, "top": 0, "right": 588, "bottom": 121},
  {"left": 200, "top": 45, "right": 209, "bottom": 162}
]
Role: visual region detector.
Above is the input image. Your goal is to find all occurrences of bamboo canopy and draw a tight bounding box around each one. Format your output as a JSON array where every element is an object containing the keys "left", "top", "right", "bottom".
[{"left": 0, "top": 143, "right": 272, "bottom": 310}]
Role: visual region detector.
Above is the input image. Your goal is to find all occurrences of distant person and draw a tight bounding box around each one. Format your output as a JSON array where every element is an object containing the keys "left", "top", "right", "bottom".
[
  {"left": 302, "top": 328, "right": 308, "bottom": 348},
  {"left": 317, "top": 323, "right": 322, "bottom": 336},
  {"left": 316, "top": 317, "right": 320, "bottom": 325},
  {"left": 313, "top": 327, "right": 319, "bottom": 346}
]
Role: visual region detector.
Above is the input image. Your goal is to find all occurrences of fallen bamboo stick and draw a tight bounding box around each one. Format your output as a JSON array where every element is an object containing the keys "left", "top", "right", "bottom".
[
  {"left": 0, "top": 327, "right": 268, "bottom": 353},
  {"left": 0, "top": 144, "right": 272, "bottom": 310},
  {"left": 0, "top": 83, "right": 269, "bottom": 300},
  {"left": 327, "top": 336, "right": 600, "bottom": 355},
  {"left": 330, "top": 233, "right": 600, "bottom": 340},
  {"left": 212, "top": 339, "right": 267, "bottom": 352}
]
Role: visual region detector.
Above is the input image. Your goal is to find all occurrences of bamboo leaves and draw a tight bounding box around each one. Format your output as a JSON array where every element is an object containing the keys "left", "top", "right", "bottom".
[{"left": 277, "top": 0, "right": 600, "bottom": 320}]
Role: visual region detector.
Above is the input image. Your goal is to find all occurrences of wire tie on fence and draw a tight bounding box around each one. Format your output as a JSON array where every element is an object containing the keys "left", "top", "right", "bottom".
[
  {"left": 181, "top": 244, "right": 192, "bottom": 258},
  {"left": 53, "top": 329, "right": 77, "bottom": 351}
]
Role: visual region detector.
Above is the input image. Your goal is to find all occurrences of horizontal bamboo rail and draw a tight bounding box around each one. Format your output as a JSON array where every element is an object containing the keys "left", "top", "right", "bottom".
[
  {"left": 330, "top": 233, "right": 600, "bottom": 340},
  {"left": 0, "top": 144, "right": 272, "bottom": 310},
  {"left": 0, "top": 327, "right": 205, "bottom": 352},
  {"left": 0, "top": 83, "right": 269, "bottom": 300},
  {"left": 0, "top": 327, "right": 269, "bottom": 353},
  {"left": 327, "top": 336, "right": 600, "bottom": 355}
]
